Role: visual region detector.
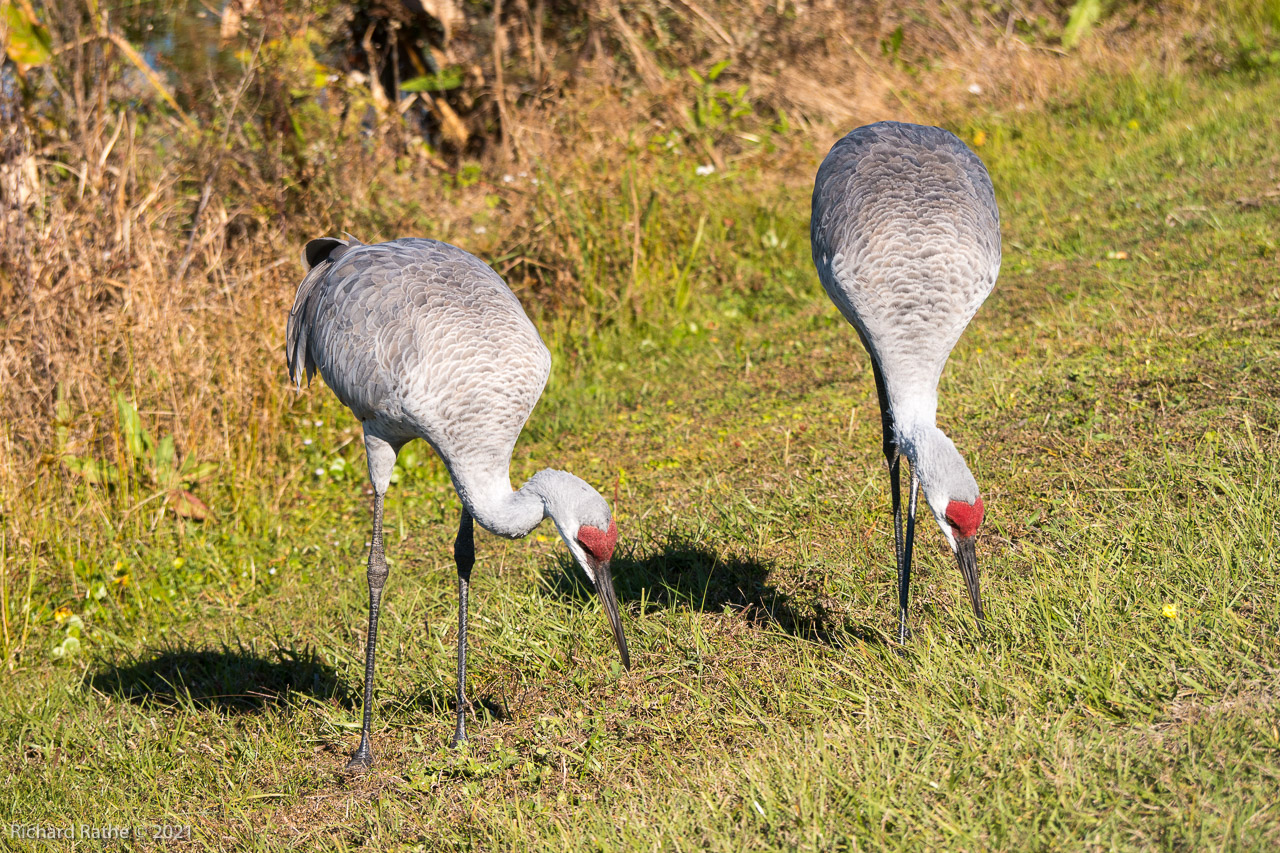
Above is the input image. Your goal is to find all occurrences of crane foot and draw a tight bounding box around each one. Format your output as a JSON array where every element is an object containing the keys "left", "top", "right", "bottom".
[{"left": 346, "top": 736, "right": 374, "bottom": 771}]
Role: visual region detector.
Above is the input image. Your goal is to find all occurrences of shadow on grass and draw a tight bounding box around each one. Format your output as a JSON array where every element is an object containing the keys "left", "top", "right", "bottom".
[
  {"left": 393, "top": 687, "right": 510, "bottom": 734},
  {"left": 87, "top": 642, "right": 353, "bottom": 713},
  {"left": 541, "top": 534, "right": 887, "bottom": 647}
]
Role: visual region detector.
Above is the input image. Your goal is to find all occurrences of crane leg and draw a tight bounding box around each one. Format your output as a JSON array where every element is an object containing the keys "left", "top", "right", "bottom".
[
  {"left": 899, "top": 469, "right": 920, "bottom": 644},
  {"left": 452, "top": 508, "right": 475, "bottom": 747},
  {"left": 872, "top": 362, "right": 910, "bottom": 641},
  {"left": 888, "top": 451, "right": 905, "bottom": 611},
  {"left": 347, "top": 432, "right": 397, "bottom": 771}
]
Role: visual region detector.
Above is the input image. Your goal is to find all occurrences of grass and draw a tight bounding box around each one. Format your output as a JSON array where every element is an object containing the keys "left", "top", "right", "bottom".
[{"left": 4, "top": 56, "right": 1280, "bottom": 853}]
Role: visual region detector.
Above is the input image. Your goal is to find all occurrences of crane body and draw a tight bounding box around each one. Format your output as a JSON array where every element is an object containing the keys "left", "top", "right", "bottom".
[
  {"left": 287, "top": 237, "right": 629, "bottom": 768},
  {"left": 811, "top": 122, "right": 999, "bottom": 640}
]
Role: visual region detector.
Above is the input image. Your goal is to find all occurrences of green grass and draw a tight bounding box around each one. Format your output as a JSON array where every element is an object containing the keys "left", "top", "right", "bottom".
[{"left": 4, "top": 66, "right": 1280, "bottom": 850}]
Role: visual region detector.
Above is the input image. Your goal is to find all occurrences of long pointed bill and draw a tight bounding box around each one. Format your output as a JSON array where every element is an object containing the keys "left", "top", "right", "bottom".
[
  {"left": 956, "top": 536, "right": 985, "bottom": 622},
  {"left": 898, "top": 471, "right": 920, "bottom": 644},
  {"left": 591, "top": 559, "right": 631, "bottom": 670}
]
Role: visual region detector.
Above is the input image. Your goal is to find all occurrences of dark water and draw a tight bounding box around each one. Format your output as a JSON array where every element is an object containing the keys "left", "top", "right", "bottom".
[{"left": 119, "top": 0, "right": 248, "bottom": 108}]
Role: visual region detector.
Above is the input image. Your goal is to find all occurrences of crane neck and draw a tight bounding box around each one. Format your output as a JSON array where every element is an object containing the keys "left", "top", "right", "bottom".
[
  {"left": 452, "top": 467, "right": 548, "bottom": 539},
  {"left": 890, "top": 393, "right": 939, "bottom": 441}
]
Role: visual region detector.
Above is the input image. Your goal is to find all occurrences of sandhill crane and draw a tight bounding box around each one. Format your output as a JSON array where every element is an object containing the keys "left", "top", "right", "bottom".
[
  {"left": 811, "top": 122, "right": 999, "bottom": 642},
  {"left": 286, "top": 236, "right": 630, "bottom": 768}
]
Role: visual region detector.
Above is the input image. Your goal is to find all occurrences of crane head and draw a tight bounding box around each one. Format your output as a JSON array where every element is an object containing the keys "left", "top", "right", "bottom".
[
  {"left": 903, "top": 426, "right": 987, "bottom": 625},
  {"left": 944, "top": 497, "right": 985, "bottom": 622},
  {"left": 944, "top": 496, "right": 984, "bottom": 539},
  {"left": 577, "top": 519, "right": 618, "bottom": 564},
  {"left": 569, "top": 518, "right": 630, "bottom": 670},
  {"left": 532, "top": 469, "right": 631, "bottom": 671}
]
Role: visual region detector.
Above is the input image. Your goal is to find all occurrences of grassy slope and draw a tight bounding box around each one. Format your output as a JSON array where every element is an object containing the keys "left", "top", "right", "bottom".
[{"left": 4, "top": 67, "right": 1280, "bottom": 850}]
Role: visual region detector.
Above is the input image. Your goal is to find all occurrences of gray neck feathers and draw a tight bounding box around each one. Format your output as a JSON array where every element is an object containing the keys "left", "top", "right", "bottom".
[
  {"left": 896, "top": 422, "right": 979, "bottom": 521},
  {"left": 456, "top": 468, "right": 607, "bottom": 540},
  {"left": 451, "top": 466, "right": 546, "bottom": 538}
]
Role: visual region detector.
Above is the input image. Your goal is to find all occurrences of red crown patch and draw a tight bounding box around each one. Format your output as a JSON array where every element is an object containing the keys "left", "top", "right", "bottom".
[
  {"left": 577, "top": 518, "right": 618, "bottom": 561},
  {"left": 945, "top": 497, "right": 984, "bottom": 539}
]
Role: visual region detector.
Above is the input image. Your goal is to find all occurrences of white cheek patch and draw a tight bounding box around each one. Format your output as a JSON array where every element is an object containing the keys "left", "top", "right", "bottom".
[
  {"left": 568, "top": 540, "right": 597, "bottom": 584},
  {"left": 932, "top": 508, "right": 958, "bottom": 552}
]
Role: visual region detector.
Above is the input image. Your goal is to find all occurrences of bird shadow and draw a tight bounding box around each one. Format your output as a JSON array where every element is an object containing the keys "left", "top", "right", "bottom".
[
  {"left": 86, "top": 641, "right": 353, "bottom": 714},
  {"left": 391, "top": 685, "right": 509, "bottom": 724},
  {"left": 540, "top": 534, "right": 887, "bottom": 647}
]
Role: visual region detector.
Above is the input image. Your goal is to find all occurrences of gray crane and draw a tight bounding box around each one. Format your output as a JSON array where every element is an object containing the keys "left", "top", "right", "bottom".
[
  {"left": 810, "top": 122, "right": 999, "bottom": 642},
  {"left": 286, "top": 236, "right": 630, "bottom": 769}
]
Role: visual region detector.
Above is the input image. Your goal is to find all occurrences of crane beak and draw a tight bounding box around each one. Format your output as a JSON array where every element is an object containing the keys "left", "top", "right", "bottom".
[
  {"left": 588, "top": 557, "right": 631, "bottom": 670},
  {"left": 956, "top": 536, "right": 985, "bottom": 622}
]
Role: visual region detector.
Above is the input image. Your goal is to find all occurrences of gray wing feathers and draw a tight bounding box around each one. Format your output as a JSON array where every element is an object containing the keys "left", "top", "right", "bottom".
[
  {"left": 286, "top": 238, "right": 550, "bottom": 479},
  {"left": 286, "top": 236, "right": 365, "bottom": 387},
  {"left": 811, "top": 122, "right": 1000, "bottom": 403},
  {"left": 812, "top": 123, "right": 999, "bottom": 250}
]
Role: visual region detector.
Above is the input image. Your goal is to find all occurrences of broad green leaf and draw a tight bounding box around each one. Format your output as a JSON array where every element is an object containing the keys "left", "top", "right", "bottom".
[
  {"left": 153, "top": 434, "right": 176, "bottom": 489},
  {"left": 179, "top": 458, "right": 218, "bottom": 484},
  {"left": 114, "top": 393, "right": 150, "bottom": 461},
  {"left": 1062, "top": 0, "right": 1105, "bottom": 49},
  {"left": 55, "top": 391, "right": 72, "bottom": 456},
  {"left": 2, "top": 1, "right": 52, "bottom": 73}
]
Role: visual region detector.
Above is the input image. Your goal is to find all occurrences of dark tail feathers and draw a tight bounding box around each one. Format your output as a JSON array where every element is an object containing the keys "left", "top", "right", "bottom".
[{"left": 286, "top": 235, "right": 364, "bottom": 387}]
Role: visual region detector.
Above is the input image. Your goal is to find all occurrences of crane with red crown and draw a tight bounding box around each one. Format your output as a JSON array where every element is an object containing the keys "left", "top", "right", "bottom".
[
  {"left": 287, "top": 236, "right": 629, "bottom": 767},
  {"left": 811, "top": 122, "right": 1000, "bottom": 642}
]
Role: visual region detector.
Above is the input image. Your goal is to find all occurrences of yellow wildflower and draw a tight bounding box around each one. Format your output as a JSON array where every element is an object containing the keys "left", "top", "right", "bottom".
[{"left": 1162, "top": 603, "right": 1178, "bottom": 619}]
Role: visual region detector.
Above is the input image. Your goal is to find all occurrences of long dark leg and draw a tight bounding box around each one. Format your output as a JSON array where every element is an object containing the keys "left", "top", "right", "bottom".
[
  {"left": 452, "top": 509, "right": 475, "bottom": 747},
  {"left": 869, "top": 361, "right": 907, "bottom": 637},
  {"left": 899, "top": 469, "right": 920, "bottom": 644},
  {"left": 889, "top": 454, "right": 904, "bottom": 604},
  {"left": 347, "top": 431, "right": 398, "bottom": 771},
  {"left": 348, "top": 490, "right": 388, "bottom": 769}
]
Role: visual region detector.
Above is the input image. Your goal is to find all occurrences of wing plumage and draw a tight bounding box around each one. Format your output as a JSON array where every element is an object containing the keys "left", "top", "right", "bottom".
[
  {"left": 287, "top": 236, "right": 361, "bottom": 388},
  {"left": 811, "top": 122, "right": 1000, "bottom": 410},
  {"left": 285, "top": 238, "right": 552, "bottom": 479}
]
